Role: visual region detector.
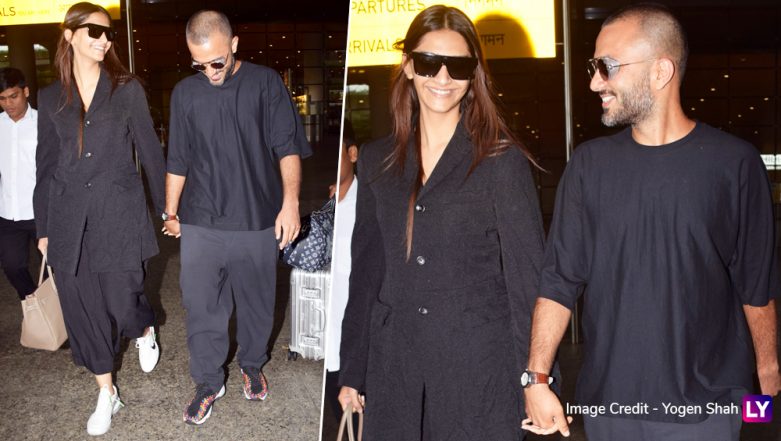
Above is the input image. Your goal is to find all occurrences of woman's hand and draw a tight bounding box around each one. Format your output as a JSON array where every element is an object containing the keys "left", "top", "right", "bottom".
[
  {"left": 162, "top": 219, "right": 181, "bottom": 238},
  {"left": 338, "top": 386, "right": 365, "bottom": 413},
  {"left": 37, "top": 237, "right": 48, "bottom": 256}
]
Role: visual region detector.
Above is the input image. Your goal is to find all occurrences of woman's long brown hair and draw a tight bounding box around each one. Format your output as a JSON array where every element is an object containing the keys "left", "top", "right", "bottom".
[
  {"left": 387, "top": 5, "right": 537, "bottom": 259},
  {"left": 54, "top": 2, "right": 134, "bottom": 156}
]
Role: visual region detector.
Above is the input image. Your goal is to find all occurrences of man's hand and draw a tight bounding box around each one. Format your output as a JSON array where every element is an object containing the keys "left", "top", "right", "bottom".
[
  {"left": 758, "top": 365, "right": 781, "bottom": 396},
  {"left": 275, "top": 202, "right": 300, "bottom": 250},
  {"left": 744, "top": 300, "right": 780, "bottom": 397},
  {"left": 338, "top": 386, "right": 365, "bottom": 413},
  {"left": 522, "top": 385, "right": 572, "bottom": 437},
  {"left": 37, "top": 237, "right": 48, "bottom": 256},
  {"left": 162, "top": 219, "right": 181, "bottom": 238}
]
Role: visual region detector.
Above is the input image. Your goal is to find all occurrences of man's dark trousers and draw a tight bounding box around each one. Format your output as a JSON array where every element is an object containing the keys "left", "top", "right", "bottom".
[
  {"left": 0, "top": 216, "right": 36, "bottom": 300},
  {"left": 180, "top": 223, "right": 278, "bottom": 392}
]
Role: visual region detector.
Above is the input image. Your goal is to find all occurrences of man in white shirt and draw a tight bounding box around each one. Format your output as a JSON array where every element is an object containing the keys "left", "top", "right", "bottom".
[
  {"left": 0, "top": 68, "right": 37, "bottom": 300},
  {"left": 324, "top": 120, "right": 359, "bottom": 425}
]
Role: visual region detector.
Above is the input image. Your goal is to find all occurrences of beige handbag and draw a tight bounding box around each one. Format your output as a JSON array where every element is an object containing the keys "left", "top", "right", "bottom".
[
  {"left": 20, "top": 256, "right": 68, "bottom": 350},
  {"left": 336, "top": 407, "right": 364, "bottom": 441}
]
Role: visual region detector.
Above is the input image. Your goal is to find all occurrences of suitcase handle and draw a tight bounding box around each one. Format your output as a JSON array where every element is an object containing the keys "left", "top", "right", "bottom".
[{"left": 315, "top": 308, "right": 325, "bottom": 332}]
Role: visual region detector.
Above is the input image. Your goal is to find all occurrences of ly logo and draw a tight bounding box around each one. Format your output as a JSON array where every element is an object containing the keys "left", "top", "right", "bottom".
[{"left": 742, "top": 395, "right": 773, "bottom": 423}]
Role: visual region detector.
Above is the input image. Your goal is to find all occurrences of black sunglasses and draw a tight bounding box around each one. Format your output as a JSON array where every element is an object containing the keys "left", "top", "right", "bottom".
[
  {"left": 73, "top": 23, "right": 116, "bottom": 42},
  {"left": 191, "top": 53, "right": 231, "bottom": 72},
  {"left": 587, "top": 57, "right": 655, "bottom": 81},
  {"left": 409, "top": 52, "right": 478, "bottom": 81}
]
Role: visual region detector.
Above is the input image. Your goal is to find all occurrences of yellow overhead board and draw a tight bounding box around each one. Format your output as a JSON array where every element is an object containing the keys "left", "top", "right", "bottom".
[
  {"left": 348, "top": 0, "right": 556, "bottom": 67},
  {"left": 0, "top": 1, "right": 121, "bottom": 26}
]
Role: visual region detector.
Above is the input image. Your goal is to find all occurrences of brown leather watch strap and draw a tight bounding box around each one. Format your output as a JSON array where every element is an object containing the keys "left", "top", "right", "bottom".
[
  {"left": 527, "top": 371, "right": 550, "bottom": 384},
  {"left": 522, "top": 369, "right": 554, "bottom": 387}
]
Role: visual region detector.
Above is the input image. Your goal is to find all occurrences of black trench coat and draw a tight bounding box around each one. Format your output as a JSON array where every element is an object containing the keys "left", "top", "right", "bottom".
[
  {"left": 34, "top": 69, "right": 165, "bottom": 275},
  {"left": 340, "top": 123, "right": 545, "bottom": 441}
]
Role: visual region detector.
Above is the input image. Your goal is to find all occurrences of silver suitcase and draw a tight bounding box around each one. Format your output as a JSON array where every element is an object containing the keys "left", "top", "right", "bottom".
[{"left": 288, "top": 266, "right": 330, "bottom": 361}]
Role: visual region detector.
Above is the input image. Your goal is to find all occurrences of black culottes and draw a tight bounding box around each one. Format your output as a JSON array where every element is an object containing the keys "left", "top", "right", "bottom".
[{"left": 55, "top": 235, "right": 155, "bottom": 375}]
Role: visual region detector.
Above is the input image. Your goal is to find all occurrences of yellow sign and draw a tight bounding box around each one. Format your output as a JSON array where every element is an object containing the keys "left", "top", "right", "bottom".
[
  {"left": 348, "top": 0, "right": 556, "bottom": 66},
  {"left": 0, "top": 1, "right": 121, "bottom": 26}
]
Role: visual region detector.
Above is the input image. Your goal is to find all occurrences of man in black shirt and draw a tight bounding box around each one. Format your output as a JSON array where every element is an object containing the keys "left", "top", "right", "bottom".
[
  {"left": 523, "top": 4, "right": 781, "bottom": 440},
  {"left": 162, "top": 10, "right": 312, "bottom": 425}
]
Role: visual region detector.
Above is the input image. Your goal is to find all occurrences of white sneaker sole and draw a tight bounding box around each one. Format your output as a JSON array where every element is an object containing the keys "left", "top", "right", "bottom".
[{"left": 186, "top": 385, "right": 226, "bottom": 426}]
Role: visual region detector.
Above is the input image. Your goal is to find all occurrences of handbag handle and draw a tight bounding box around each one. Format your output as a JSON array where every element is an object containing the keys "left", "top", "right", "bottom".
[
  {"left": 38, "top": 254, "right": 53, "bottom": 287},
  {"left": 336, "top": 407, "right": 364, "bottom": 441}
]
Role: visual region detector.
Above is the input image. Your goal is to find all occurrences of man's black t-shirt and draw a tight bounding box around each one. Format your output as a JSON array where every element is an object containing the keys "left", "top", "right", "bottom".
[
  {"left": 167, "top": 62, "right": 312, "bottom": 231},
  {"left": 540, "top": 122, "right": 780, "bottom": 423}
]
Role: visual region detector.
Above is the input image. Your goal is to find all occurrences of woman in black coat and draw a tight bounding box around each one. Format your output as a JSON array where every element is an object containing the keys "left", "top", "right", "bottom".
[
  {"left": 338, "top": 5, "right": 545, "bottom": 440},
  {"left": 33, "top": 2, "right": 165, "bottom": 436}
]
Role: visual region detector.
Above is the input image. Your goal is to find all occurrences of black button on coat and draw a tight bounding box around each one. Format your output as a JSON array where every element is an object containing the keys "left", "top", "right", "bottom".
[
  {"left": 339, "top": 123, "right": 545, "bottom": 440},
  {"left": 34, "top": 69, "right": 166, "bottom": 275}
]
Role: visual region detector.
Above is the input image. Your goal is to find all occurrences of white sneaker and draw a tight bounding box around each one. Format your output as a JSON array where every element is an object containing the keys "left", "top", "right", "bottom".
[
  {"left": 86, "top": 385, "right": 124, "bottom": 436},
  {"left": 136, "top": 327, "right": 159, "bottom": 373}
]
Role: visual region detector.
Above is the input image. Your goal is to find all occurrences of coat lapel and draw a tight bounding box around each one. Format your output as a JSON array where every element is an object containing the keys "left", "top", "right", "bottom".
[
  {"left": 417, "top": 122, "right": 471, "bottom": 200},
  {"left": 84, "top": 68, "right": 112, "bottom": 115}
]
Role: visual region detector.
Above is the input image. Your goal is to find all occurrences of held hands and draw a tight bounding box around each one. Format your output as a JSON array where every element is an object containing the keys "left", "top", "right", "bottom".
[
  {"left": 161, "top": 220, "right": 181, "bottom": 238},
  {"left": 275, "top": 201, "right": 301, "bottom": 250},
  {"left": 338, "top": 386, "right": 365, "bottom": 413},
  {"left": 522, "top": 385, "right": 573, "bottom": 437}
]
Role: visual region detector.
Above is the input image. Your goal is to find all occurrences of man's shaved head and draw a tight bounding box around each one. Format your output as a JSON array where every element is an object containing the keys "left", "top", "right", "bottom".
[
  {"left": 603, "top": 3, "right": 688, "bottom": 84},
  {"left": 186, "top": 10, "right": 233, "bottom": 45}
]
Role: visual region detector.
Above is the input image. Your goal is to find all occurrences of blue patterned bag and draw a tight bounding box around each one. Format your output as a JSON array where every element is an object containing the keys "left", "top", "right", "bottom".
[{"left": 281, "top": 198, "right": 335, "bottom": 271}]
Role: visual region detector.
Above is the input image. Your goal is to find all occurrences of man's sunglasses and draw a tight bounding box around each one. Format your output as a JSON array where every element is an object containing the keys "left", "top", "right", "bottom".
[
  {"left": 191, "top": 53, "right": 231, "bottom": 72},
  {"left": 409, "top": 52, "right": 478, "bottom": 81},
  {"left": 587, "top": 57, "right": 655, "bottom": 81},
  {"left": 73, "top": 23, "right": 116, "bottom": 42}
]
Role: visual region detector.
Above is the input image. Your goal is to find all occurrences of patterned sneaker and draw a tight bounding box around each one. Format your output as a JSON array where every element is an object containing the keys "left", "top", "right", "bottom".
[
  {"left": 183, "top": 384, "right": 225, "bottom": 425},
  {"left": 241, "top": 367, "right": 269, "bottom": 401}
]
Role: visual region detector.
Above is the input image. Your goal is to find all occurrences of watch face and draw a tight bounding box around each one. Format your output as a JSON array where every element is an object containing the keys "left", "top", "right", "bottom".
[{"left": 521, "top": 371, "right": 530, "bottom": 386}]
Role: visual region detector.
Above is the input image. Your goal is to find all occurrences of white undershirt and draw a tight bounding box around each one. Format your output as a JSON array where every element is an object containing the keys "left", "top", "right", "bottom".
[{"left": 0, "top": 104, "right": 37, "bottom": 221}]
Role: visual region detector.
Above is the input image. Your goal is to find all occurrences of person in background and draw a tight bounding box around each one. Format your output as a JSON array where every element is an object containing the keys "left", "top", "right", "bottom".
[
  {"left": 0, "top": 67, "right": 37, "bottom": 301},
  {"left": 324, "top": 119, "right": 359, "bottom": 426},
  {"left": 523, "top": 4, "right": 781, "bottom": 440},
  {"left": 34, "top": 2, "right": 164, "bottom": 436},
  {"left": 338, "top": 5, "right": 546, "bottom": 440},
  {"left": 162, "top": 9, "right": 312, "bottom": 426}
]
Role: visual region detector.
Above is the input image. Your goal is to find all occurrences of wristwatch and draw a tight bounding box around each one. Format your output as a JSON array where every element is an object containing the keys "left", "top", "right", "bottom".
[
  {"left": 521, "top": 369, "right": 554, "bottom": 388},
  {"left": 161, "top": 212, "right": 179, "bottom": 221}
]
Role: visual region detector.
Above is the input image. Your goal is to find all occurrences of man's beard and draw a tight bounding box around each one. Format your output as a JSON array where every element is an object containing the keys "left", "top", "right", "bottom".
[
  {"left": 601, "top": 72, "right": 654, "bottom": 127},
  {"left": 209, "top": 52, "right": 236, "bottom": 86}
]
